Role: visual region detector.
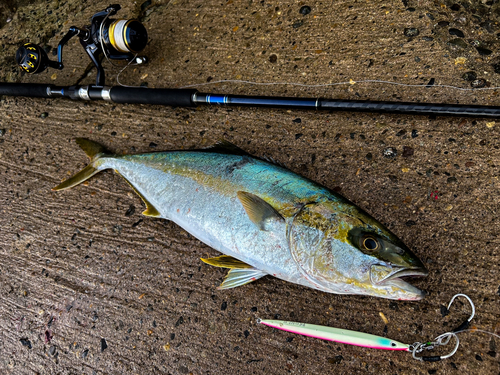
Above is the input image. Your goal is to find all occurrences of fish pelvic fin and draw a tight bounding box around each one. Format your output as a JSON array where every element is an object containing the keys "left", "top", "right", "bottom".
[
  {"left": 201, "top": 255, "right": 267, "bottom": 289},
  {"left": 237, "top": 191, "right": 284, "bottom": 231},
  {"left": 219, "top": 268, "right": 267, "bottom": 289},
  {"left": 52, "top": 138, "right": 109, "bottom": 191}
]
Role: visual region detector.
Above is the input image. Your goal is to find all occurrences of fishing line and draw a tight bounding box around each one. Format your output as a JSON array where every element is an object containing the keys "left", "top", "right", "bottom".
[{"left": 179, "top": 78, "right": 500, "bottom": 92}]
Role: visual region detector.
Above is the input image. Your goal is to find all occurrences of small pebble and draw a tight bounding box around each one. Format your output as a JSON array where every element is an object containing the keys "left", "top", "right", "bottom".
[
  {"left": 328, "top": 355, "right": 343, "bottom": 364},
  {"left": 475, "top": 354, "right": 482, "bottom": 361},
  {"left": 251, "top": 307, "right": 258, "bottom": 312},
  {"left": 422, "top": 36, "right": 434, "bottom": 41},
  {"left": 292, "top": 20, "right": 303, "bottom": 29},
  {"left": 365, "top": 153, "right": 372, "bottom": 161},
  {"left": 49, "top": 345, "right": 56, "bottom": 356},
  {"left": 0, "top": 129, "right": 5, "bottom": 136},
  {"left": 125, "top": 205, "right": 135, "bottom": 217},
  {"left": 149, "top": 142, "right": 157, "bottom": 148},
  {"left": 438, "top": 21, "right": 450, "bottom": 27},
  {"left": 292, "top": 118, "right": 302, "bottom": 123},
  {"left": 447, "top": 177, "right": 457, "bottom": 183},
  {"left": 221, "top": 301, "right": 227, "bottom": 311},
  {"left": 493, "top": 64, "right": 500, "bottom": 74},
  {"left": 269, "top": 54, "right": 277, "bottom": 63},
  {"left": 476, "top": 47, "right": 492, "bottom": 56},
  {"left": 395, "top": 129, "right": 406, "bottom": 137},
  {"left": 471, "top": 79, "right": 486, "bottom": 88},
  {"left": 40, "top": 112, "right": 49, "bottom": 119},
  {"left": 20, "top": 338, "right": 32, "bottom": 349},
  {"left": 299, "top": 5, "right": 311, "bottom": 15},
  {"left": 449, "top": 28, "right": 465, "bottom": 37},
  {"left": 411, "top": 129, "right": 418, "bottom": 138},
  {"left": 101, "top": 338, "right": 108, "bottom": 352},
  {"left": 404, "top": 28, "right": 419, "bottom": 37},
  {"left": 244, "top": 330, "right": 250, "bottom": 338},
  {"left": 406, "top": 220, "right": 416, "bottom": 227},
  {"left": 286, "top": 337, "right": 294, "bottom": 342},
  {"left": 383, "top": 147, "right": 397, "bottom": 158},
  {"left": 402, "top": 146, "right": 414, "bottom": 157},
  {"left": 462, "top": 71, "right": 477, "bottom": 81},
  {"left": 389, "top": 302, "right": 399, "bottom": 310},
  {"left": 450, "top": 4, "right": 460, "bottom": 11},
  {"left": 81, "top": 349, "right": 89, "bottom": 359},
  {"left": 447, "top": 38, "right": 467, "bottom": 49}
]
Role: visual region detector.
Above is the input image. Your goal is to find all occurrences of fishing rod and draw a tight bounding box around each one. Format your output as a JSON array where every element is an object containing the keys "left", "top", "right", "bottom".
[{"left": 3, "top": 4, "right": 500, "bottom": 118}]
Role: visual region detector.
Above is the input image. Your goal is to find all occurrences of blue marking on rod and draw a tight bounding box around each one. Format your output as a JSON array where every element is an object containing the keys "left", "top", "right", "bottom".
[{"left": 207, "top": 95, "right": 227, "bottom": 104}]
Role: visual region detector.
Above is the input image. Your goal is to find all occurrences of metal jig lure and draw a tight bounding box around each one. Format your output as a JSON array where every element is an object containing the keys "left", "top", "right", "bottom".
[{"left": 258, "top": 294, "right": 475, "bottom": 362}]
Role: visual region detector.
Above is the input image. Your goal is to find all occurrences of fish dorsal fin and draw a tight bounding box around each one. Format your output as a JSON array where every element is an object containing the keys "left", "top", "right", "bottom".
[
  {"left": 260, "top": 155, "right": 288, "bottom": 168},
  {"left": 200, "top": 255, "right": 253, "bottom": 269},
  {"left": 203, "top": 140, "right": 250, "bottom": 156},
  {"left": 218, "top": 268, "right": 267, "bottom": 289},
  {"left": 116, "top": 172, "right": 161, "bottom": 217},
  {"left": 237, "top": 191, "right": 284, "bottom": 231}
]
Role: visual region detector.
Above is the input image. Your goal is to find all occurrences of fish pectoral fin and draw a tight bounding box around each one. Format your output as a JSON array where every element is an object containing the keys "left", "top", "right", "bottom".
[
  {"left": 218, "top": 268, "right": 267, "bottom": 290},
  {"left": 200, "top": 255, "right": 254, "bottom": 269},
  {"left": 116, "top": 172, "right": 161, "bottom": 218},
  {"left": 237, "top": 191, "right": 284, "bottom": 231}
]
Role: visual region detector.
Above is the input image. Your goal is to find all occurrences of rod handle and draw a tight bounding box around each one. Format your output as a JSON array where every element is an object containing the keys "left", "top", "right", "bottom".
[
  {"left": 109, "top": 87, "right": 197, "bottom": 107},
  {"left": 0, "top": 83, "right": 52, "bottom": 97}
]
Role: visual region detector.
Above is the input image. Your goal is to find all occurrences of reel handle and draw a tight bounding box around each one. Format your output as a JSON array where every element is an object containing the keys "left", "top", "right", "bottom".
[{"left": 15, "top": 43, "right": 63, "bottom": 74}]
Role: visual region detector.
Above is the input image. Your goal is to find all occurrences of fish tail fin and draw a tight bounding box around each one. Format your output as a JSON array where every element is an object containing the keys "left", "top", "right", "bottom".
[{"left": 52, "top": 138, "right": 110, "bottom": 191}]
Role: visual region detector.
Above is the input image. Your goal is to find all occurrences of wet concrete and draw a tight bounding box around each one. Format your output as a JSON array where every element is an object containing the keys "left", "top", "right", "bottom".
[{"left": 0, "top": 0, "right": 499, "bottom": 374}]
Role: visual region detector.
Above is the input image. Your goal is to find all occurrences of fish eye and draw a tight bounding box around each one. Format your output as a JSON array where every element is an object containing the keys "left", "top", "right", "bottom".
[{"left": 362, "top": 236, "right": 379, "bottom": 251}]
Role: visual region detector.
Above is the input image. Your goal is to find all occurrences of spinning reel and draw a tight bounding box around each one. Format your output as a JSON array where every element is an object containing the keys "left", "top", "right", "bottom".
[{"left": 15, "top": 4, "right": 148, "bottom": 86}]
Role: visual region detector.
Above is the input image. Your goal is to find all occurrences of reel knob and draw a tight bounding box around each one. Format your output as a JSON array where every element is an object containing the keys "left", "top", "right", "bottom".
[{"left": 15, "top": 43, "right": 50, "bottom": 74}]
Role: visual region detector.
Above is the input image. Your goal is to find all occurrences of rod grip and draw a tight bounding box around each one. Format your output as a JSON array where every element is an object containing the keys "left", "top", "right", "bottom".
[
  {"left": 0, "top": 83, "right": 52, "bottom": 97},
  {"left": 109, "top": 87, "right": 197, "bottom": 106}
]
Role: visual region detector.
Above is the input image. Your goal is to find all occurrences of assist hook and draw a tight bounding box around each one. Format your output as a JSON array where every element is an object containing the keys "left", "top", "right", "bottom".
[{"left": 410, "top": 293, "right": 475, "bottom": 362}]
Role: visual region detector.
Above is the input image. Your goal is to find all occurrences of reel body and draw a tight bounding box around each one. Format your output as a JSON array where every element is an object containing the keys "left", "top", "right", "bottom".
[{"left": 15, "top": 4, "right": 148, "bottom": 86}]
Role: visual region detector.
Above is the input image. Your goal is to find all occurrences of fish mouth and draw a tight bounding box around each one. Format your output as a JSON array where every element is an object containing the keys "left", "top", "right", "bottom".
[
  {"left": 381, "top": 267, "right": 429, "bottom": 283},
  {"left": 373, "top": 266, "right": 429, "bottom": 300}
]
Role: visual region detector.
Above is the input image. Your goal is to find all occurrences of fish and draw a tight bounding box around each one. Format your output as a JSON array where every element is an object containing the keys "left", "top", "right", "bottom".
[{"left": 53, "top": 138, "right": 428, "bottom": 300}]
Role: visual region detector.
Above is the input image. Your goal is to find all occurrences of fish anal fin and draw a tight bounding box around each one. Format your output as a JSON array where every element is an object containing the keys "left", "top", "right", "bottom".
[
  {"left": 116, "top": 171, "right": 161, "bottom": 218},
  {"left": 237, "top": 191, "right": 284, "bottom": 231},
  {"left": 201, "top": 255, "right": 253, "bottom": 269},
  {"left": 218, "top": 268, "right": 267, "bottom": 289}
]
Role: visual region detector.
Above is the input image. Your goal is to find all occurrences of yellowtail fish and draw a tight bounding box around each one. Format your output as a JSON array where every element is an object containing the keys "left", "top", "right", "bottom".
[{"left": 54, "top": 139, "right": 428, "bottom": 300}]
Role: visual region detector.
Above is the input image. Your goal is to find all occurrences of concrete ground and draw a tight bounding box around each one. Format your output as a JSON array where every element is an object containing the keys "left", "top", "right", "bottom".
[{"left": 1, "top": 0, "right": 499, "bottom": 373}]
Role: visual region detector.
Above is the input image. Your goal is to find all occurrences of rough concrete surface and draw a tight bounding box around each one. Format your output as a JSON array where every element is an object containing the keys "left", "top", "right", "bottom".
[{"left": 1, "top": 0, "right": 500, "bottom": 374}]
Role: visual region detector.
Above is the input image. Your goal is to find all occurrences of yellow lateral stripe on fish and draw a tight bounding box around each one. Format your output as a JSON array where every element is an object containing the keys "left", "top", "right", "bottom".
[{"left": 54, "top": 139, "right": 428, "bottom": 300}]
